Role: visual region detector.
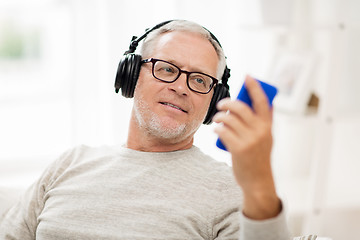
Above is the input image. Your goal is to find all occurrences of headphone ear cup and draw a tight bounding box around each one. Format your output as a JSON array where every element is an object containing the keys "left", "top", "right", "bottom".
[
  {"left": 203, "top": 84, "right": 230, "bottom": 125},
  {"left": 114, "top": 54, "right": 142, "bottom": 98},
  {"left": 114, "top": 55, "right": 127, "bottom": 94}
]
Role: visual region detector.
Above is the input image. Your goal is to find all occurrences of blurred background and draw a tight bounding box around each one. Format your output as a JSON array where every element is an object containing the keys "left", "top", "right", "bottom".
[{"left": 0, "top": 0, "right": 359, "bottom": 238}]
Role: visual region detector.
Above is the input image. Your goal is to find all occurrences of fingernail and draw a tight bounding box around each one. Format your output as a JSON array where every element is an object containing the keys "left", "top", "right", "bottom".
[
  {"left": 217, "top": 98, "right": 229, "bottom": 109},
  {"left": 212, "top": 112, "right": 220, "bottom": 122},
  {"left": 216, "top": 101, "right": 223, "bottom": 110}
]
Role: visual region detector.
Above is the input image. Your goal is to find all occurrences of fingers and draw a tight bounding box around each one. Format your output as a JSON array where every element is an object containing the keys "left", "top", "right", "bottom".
[
  {"left": 213, "top": 121, "right": 243, "bottom": 152},
  {"left": 213, "top": 76, "right": 274, "bottom": 152},
  {"left": 213, "top": 99, "right": 256, "bottom": 151},
  {"left": 212, "top": 110, "right": 249, "bottom": 138},
  {"left": 216, "top": 98, "right": 256, "bottom": 125}
]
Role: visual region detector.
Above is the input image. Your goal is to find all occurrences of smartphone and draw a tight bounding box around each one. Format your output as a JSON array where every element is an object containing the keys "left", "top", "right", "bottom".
[{"left": 216, "top": 79, "right": 278, "bottom": 151}]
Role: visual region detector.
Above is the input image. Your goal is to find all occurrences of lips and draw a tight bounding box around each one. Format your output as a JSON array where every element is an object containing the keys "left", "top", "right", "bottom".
[{"left": 160, "top": 102, "right": 188, "bottom": 113}]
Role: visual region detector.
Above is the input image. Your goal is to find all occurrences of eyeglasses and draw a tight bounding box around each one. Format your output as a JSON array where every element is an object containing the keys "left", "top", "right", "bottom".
[{"left": 141, "top": 58, "right": 218, "bottom": 94}]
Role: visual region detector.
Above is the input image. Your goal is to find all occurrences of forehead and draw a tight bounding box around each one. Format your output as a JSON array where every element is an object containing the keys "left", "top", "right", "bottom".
[{"left": 150, "top": 31, "right": 219, "bottom": 75}]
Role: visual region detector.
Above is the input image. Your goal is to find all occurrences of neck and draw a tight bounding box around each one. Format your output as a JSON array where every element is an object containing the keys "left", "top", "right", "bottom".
[{"left": 126, "top": 112, "right": 194, "bottom": 152}]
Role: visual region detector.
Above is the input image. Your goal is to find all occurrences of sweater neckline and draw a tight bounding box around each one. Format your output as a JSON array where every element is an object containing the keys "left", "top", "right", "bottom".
[{"left": 112, "top": 144, "right": 200, "bottom": 161}]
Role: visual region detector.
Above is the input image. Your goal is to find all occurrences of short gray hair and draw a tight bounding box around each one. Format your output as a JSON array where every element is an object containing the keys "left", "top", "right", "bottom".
[{"left": 140, "top": 20, "right": 227, "bottom": 81}]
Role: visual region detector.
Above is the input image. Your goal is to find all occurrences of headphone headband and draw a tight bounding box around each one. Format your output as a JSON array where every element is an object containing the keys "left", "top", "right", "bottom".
[
  {"left": 124, "top": 20, "right": 173, "bottom": 55},
  {"left": 123, "top": 20, "right": 230, "bottom": 88}
]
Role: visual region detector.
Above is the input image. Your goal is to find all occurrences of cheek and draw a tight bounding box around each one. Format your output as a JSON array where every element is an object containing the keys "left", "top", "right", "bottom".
[
  {"left": 134, "top": 72, "right": 153, "bottom": 99},
  {"left": 194, "top": 94, "right": 213, "bottom": 118},
  {"left": 135, "top": 69, "right": 165, "bottom": 95},
  {"left": 134, "top": 71, "right": 146, "bottom": 92}
]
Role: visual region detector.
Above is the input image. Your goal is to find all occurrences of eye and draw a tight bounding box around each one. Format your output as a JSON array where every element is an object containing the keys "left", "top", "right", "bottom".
[
  {"left": 194, "top": 77, "right": 205, "bottom": 85},
  {"left": 155, "top": 62, "right": 177, "bottom": 75},
  {"left": 162, "top": 66, "right": 175, "bottom": 73},
  {"left": 190, "top": 74, "right": 207, "bottom": 86}
]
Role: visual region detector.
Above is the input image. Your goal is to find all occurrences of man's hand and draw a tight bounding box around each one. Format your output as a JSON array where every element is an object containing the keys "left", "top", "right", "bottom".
[{"left": 213, "top": 75, "right": 281, "bottom": 220}]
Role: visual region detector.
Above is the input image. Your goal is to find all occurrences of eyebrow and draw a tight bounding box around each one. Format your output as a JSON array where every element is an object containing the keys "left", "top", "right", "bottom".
[{"left": 165, "top": 58, "right": 215, "bottom": 76}]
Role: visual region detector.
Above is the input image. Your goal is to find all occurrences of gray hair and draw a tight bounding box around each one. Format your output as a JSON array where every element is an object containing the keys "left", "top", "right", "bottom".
[{"left": 140, "top": 20, "right": 227, "bottom": 81}]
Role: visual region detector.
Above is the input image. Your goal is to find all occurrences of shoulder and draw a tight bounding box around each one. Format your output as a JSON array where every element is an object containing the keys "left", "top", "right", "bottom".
[
  {"left": 40, "top": 145, "right": 117, "bottom": 186},
  {"left": 55, "top": 144, "right": 120, "bottom": 165}
]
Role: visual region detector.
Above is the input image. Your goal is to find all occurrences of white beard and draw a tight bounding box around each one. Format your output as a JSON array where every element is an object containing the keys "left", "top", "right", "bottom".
[{"left": 133, "top": 95, "right": 202, "bottom": 142}]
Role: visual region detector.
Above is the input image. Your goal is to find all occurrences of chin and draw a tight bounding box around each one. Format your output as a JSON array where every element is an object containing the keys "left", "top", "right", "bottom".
[
  {"left": 144, "top": 113, "right": 202, "bottom": 143},
  {"left": 148, "top": 115, "right": 188, "bottom": 140},
  {"left": 133, "top": 96, "right": 202, "bottom": 142}
]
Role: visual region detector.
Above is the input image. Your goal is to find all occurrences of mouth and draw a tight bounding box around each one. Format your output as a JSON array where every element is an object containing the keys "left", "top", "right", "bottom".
[{"left": 160, "top": 102, "right": 188, "bottom": 113}]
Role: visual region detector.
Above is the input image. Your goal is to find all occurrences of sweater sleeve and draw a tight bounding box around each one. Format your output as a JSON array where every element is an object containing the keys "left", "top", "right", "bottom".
[
  {"left": 239, "top": 203, "right": 291, "bottom": 240},
  {"left": 0, "top": 147, "right": 77, "bottom": 240},
  {"left": 212, "top": 172, "right": 291, "bottom": 240},
  {"left": 0, "top": 182, "right": 43, "bottom": 239},
  {"left": 213, "top": 201, "right": 291, "bottom": 240}
]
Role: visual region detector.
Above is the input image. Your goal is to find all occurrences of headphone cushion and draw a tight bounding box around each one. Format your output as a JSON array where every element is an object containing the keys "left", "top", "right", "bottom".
[
  {"left": 115, "top": 54, "right": 141, "bottom": 98},
  {"left": 127, "top": 54, "right": 142, "bottom": 98},
  {"left": 122, "top": 55, "right": 132, "bottom": 97},
  {"left": 203, "top": 84, "right": 230, "bottom": 125},
  {"left": 114, "top": 56, "right": 127, "bottom": 93}
]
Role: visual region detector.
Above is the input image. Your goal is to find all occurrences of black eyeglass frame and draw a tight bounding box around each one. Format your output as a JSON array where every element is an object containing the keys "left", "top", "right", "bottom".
[{"left": 141, "top": 58, "right": 219, "bottom": 94}]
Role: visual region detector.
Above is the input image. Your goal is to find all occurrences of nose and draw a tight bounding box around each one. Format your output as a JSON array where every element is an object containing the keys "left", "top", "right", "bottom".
[{"left": 168, "top": 72, "right": 190, "bottom": 96}]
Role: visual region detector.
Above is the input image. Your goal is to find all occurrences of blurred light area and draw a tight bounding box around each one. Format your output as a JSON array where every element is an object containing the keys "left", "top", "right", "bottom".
[
  {"left": 0, "top": 0, "right": 360, "bottom": 238},
  {"left": 0, "top": 0, "right": 73, "bottom": 158},
  {"left": 0, "top": 0, "right": 76, "bottom": 190}
]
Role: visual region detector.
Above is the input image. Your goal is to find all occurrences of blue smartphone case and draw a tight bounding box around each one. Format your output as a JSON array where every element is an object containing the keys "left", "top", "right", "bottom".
[{"left": 216, "top": 79, "right": 278, "bottom": 151}]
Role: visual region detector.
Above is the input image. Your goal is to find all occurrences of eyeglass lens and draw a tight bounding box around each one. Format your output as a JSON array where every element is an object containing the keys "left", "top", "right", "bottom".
[{"left": 153, "top": 60, "right": 214, "bottom": 93}]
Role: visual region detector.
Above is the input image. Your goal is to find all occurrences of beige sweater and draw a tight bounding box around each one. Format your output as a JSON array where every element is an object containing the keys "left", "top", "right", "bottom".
[{"left": 0, "top": 145, "right": 290, "bottom": 239}]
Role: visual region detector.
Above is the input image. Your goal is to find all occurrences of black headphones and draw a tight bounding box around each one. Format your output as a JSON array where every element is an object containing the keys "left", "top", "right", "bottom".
[{"left": 114, "top": 20, "right": 231, "bottom": 125}]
